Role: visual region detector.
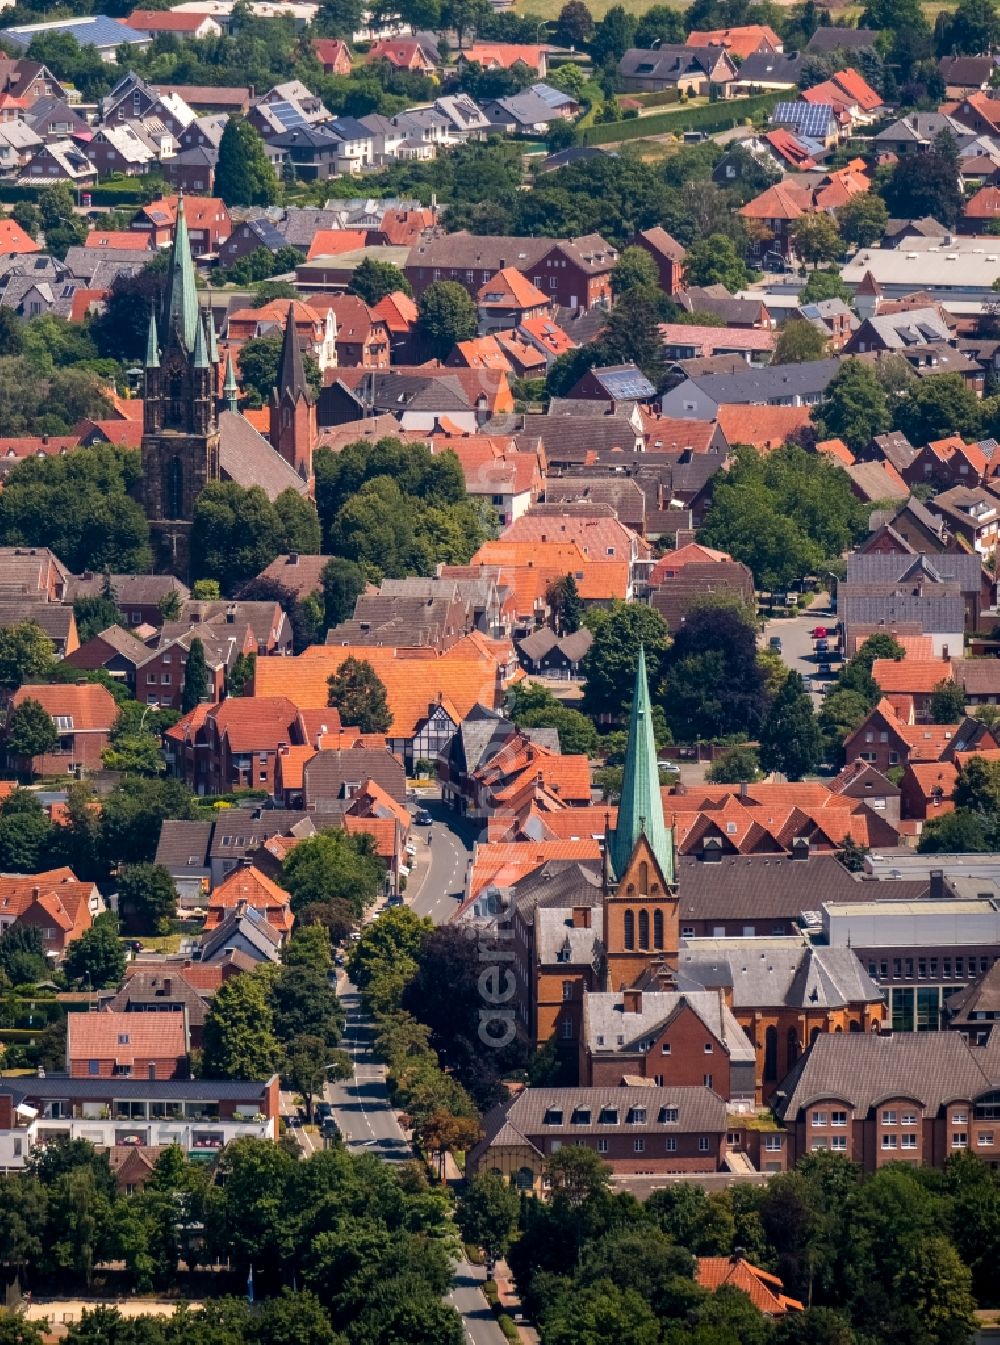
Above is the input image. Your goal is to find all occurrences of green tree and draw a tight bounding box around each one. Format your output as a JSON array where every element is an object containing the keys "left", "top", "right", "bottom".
[
  {"left": 813, "top": 357, "right": 891, "bottom": 453},
  {"left": 0, "top": 621, "right": 55, "bottom": 689},
  {"left": 326, "top": 655, "right": 392, "bottom": 733},
  {"left": 347, "top": 905, "right": 431, "bottom": 991},
  {"left": 581, "top": 602, "right": 670, "bottom": 720},
  {"left": 0, "top": 791, "right": 53, "bottom": 871},
  {"left": 191, "top": 482, "right": 284, "bottom": 593},
  {"left": 215, "top": 117, "right": 279, "bottom": 207},
  {"left": 663, "top": 600, "right": 769, "bottom": 741},
  {"left": 546, "top": 572, "right": 583, "bottom": 634},
  {"left": 760, "top": 670, "right": 821, "bottom": 778},
  {"left": 457, "top": 1171, "right": 521, "bottom": 1262},
  {"left": 519, "top": 705, "right": 598, "bottom": 756},
  {"left": 894, "top": 373, "right": 983, "bottom": 446},
  {"left": 929, "top": 678, "right": 967, "bottom": 723},
  {"left": 202, "top": 967, "right": 282, "bottom": 1079},
  {"left": 919, "top": 808, "right": 991, "bottom": 852},
  {"left": 954, "top": 754, "right": 1000, "bottom": 815},
  {"left": 800, "top": 268, "right": 854, "bottom": 305},
  {"left": 837, "top": 194, "right": 889, "bottom": 248},
  {"left": 418, "top": 280, "right": 478, "bottom": 359},
  {"left": 99, "top": 777, "right": 193, "bottom": 868},
  {"left": 349, "top": 256, "right": 413, "bottom": 305},
  {"left": 590, "top": 4, "right": 637, "bottom": 62},
  {"left": 284, "top": 1034, "right": 330, "bottom": 1122},
  {"left": 0, "top": 618, "right": 55, "bottom": 688},
  {"left": 0, "top": 1312, "right": 45, "bottom": 1345},
  {"left": 882, "top": 148, "right": 962, "bottom": 229},
  {"left": 282, "top": 829, "right": 385, "bottom": 917},
  {"left": 321, "top": 557, "right": 366, "bottom": 629},
  {"left": 64, "top": 913, "right": 126, "bottom": 988},
  {"left": 555, "top": 0, "right": 594, "bottom": 44},
  {"left": 682, "top": 233, "right": 751, "bottom": 292},
  {"left": 181, "top": 637, "right": 209, "bottom": 715},
  {"left": 775, "top": 318, "right": 828, "bottom": 364},
  {"left": 937, "top": 0, "right": 1000, "bottom": 52},
  {"left": 794, "top": 212, "right": 842, "bottom": 269},
  {"left": 5, "top": 697, "right": 57, "bottom": 763},
  {"left": 275, "top": 489, "right": 322, "bottom": 556},
  {"left": 37, "top": 183, "right": 87, "bottom": 260},
  {"left": 611, "top": 246, "right": 659, "bottom": 296},
  {"left": 0, "top": 444, "right": 150, "bottom": 574},
  {"left": 706, "top": 745, "right": 760, "bottom": 783},
  {"left": 73, "top": 589, "right": 125, "bottom": 644},
  {"left": 282, "top": 924, "right": 332, "bottom": 975},
  {"left": 117, "top": 864, "right": 177, "bottom": 936},
  {"left": 192, "top": 579, "right": 221, "bottom": 601}
]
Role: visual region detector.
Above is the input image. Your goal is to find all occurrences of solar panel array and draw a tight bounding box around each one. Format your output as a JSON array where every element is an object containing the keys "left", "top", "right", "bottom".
[{"left": 772, "top": 101, "right": 835, "bottom": 139}]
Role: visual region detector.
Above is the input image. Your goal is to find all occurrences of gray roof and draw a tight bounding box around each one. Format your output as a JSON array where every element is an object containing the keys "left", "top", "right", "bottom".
[
  {"left": 0, "top": 602, "right": 75, "bottom": 645},
  {"left": 66, "top": 573, "right": 190, "bottom": 606},
  {"left": 682, "top": 357, "right": 841, "bottom": 407},
  {"left": 219, "top": 410, "right": 309, "bottom": 500},
  {"left": 736, "top": 49, "right": 802, "bottom": 83},
  {"left": 3, "top": 1074, "right": 275, "bottom": 1102},
  {"left": 479, "top": 1084, "right": 727, "bottom": 1150},
  {"left": 207, "top": 809, "right": 308, "bottom": 861},
  {"left": 679, "top": 943, "right": 882, "bottom": 1011},
  {"left": 954, "top": 658, "right": 1000, "bottom": 695},
  {"left": 536, "top": 903, "right": 604, "bottom": 966},
  {"left": 872, "top": 430, "right": 918, "bottom": 471},
  {"left": 530, "top": 416, "right": 642, "bottom": 464},
  {"left": 518, "top": 626, "right": 594, "bottom": 664},
  {"left": 775, "top": 1030, "right": 1000, "bottom": 1120},
  {"left": 584, "top": 988, "right": 756, "bottom": 1063},
  {"left": 510, "top": 858, "right": 603, "bottom": 917},
  {"left": 155, "top": 820, "right": 213, "bottom": 871},
  {"left": 875, "top": 112, "right": 969, "bottom": 146},
  {"left": 619, "top": 44, "right": 734, "bottom": 80},
  {"left": 201, "top": 904, "right": 281, "bottom": 961},
  {"left": 857, "top": 306, "right": 952, "bottom": 349},
  {"left": 805, "top": 25, "right": 879, "bottom": 51},
  {"left": 678, "top": 853, "right": 869, "bottom": 922},
  {"left": 302, "top": 746, "right": 406, "bottom": 808},
  {"left": 839, "top": 590, "right": 966, "bottom": 633},
  {"left": 846, "top": 551, "right": 984, "bottom": 594},
  {"left": 484, "top": 91, "right": 562, "bottom": 126}
]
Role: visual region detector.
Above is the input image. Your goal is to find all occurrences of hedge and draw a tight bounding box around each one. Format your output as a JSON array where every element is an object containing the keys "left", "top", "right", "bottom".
[{"left": 581, "top": 91, "right": 783, "bottom": 145}]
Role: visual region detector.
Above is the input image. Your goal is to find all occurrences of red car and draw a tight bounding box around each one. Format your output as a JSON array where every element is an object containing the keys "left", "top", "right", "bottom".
[{"left": 811, "top": 626, "right": 828, "bottom": 639}]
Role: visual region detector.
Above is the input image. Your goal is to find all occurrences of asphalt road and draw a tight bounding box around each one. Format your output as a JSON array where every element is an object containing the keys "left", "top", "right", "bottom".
[
  {"left": 324, "top": 982, "right": 509, "bottom": 1345},
  {"left": 408, "top": 793, "right": 477, "bottom": 926},
  {"left": 760, "top": 593, "right": 838, "bottom": 707}
]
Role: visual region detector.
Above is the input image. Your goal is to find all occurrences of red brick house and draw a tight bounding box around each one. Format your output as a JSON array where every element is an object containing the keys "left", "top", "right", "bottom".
[
  {"left": 129, "top": 195, "right": 231, "bottom": 255},
  {"left": 0, "top": 867, "right": 98, "bottom": 956},
  {"left": 405, "top": 233, "right": 617, "bottom": 312},
  {"left": 902, "top": 436, "right": 988, "bottom": 491},
  {"left": 6, "top": 682, "right": 117, "bottom": 778},
  {"left": 67, "top": 1011, "right": 188, "bottom": 1080},
  {"left": 312, "top": 37, "right": 352, "bottom": 75},
  {"left": 204, "top": 864, "right": 294, "bottom": 939},
  {"left": 168, "top": 695, "right": 309, "bottom": 795},
  {"left": 631, "top": 226, "right": 686, "bottom": 295},
  {"left": 843, "top": 697, "right": 963, "bottom": 773},
  {"left": 899, "top": 759, "right": 958, "bottom": 821}
]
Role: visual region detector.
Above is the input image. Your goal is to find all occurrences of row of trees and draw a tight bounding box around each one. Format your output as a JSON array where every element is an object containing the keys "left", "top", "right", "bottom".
[
  {"left": 472, "top": 1147, "right": 988, "bottom": 1345},
  {"left": 0, "top": 1135, "right": 462, "bottom": 1343}
]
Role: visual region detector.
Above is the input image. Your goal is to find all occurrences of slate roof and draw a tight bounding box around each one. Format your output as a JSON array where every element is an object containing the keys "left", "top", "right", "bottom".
[
  {"left": 677, "top": 853, "right": 870, "bottom": 922},
  {"left": 840, "top": 591, "right": 966, "bottom": 633},
  {"left": 200, "top": 904, "right": 282, "bottom": 962},
  {"left": 679, "top": 943, "right": 881, "bottom": 1010},
  {"left": 154, "top": 820, "right": 213, "bottom": 872},
  {"left": 480, "top": 1084, "right": 727, "bottom": 1146},
  {"left": 774, "top": 1030, "right": 1000, "bottom": 1119},
  {"left": 846, "top": 551, "right": 984, "bottom": 593},
  {"left": 679, "top": 358, "right": 841, "bottom": 406},
  {"left": 218, "top": 410, "right": 309, "bottom": 500},
  {"left": 805, "top": 25, "right": 878, "bottom": 52},
  {"left": 584, "top": 989, "right": 756, "bottom": 1063}
]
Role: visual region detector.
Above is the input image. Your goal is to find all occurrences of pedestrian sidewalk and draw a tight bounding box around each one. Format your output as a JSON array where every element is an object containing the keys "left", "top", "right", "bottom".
[
  {"left": 493, "top": 1259, "right": 539, "bottom": 1345},
  {"left": 405, "top": 834, "right": 433, "bottom": 905}
]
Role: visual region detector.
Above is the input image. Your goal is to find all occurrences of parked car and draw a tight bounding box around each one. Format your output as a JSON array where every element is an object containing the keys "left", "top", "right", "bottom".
[
  {"left": 768, "top": 636, "right": 782, "bottom": 652},
  {"left": 815, "top": 638, "right": 829, "bottom": 653}
]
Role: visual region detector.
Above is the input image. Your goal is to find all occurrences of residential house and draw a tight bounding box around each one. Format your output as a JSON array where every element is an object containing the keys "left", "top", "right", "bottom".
[
  {"left": 481, "top": 90, "right": 568, "bottom": 136},
  {"left": 459, "top": 43, "right": 550, "bottom": 74},
  {"left": 126, "top": 10, "right": 224, "bottom": 38},
  {"left": 844, "top": 552, "right": 991, "bottom": 632},
  {"left": 129, "top": 195, "right": 231, "bottom": 255},
  {"left": 940, "top": 55, "right": 995, "bottom": 95},
  {"left": 631, "top": 227, "right": 686, "bottom": 295},
  {"left": 686, "top": 24, "right": 782, "bottom": 57},
  {"left": 6, "top": 682, "right": 116, "bottom": 777},
  {"left": 64, "top": 573, "right": 190, "bottom": 628},
  {"left": 67, "top": 1012, "right": 188, "bottom": 1081},
  {"left": 366, "top": 37, "right": 436, "bottom": 71},
  {"left": 0, "top": 867, "right": 98, "bottom": 956},
  {"left": 312, "top": 37, "right": 352, "bottom": 75},
  {"left": 405, "top": 232, "right": 617, "bottom": 312},
  {"left": 102, "top": 968, "right": 212, "bottom": 1051},
  {"left": 516, "top": 627, "right": 593, "bottom": 679},
  {"left": 618, "top": 45, "right": 737, "bottom": 96},
  {"left": 770, "top": 99, "right": 840, "bottom": 146},
  {"left": 659, "top": 324, "right": 774, "bottom": 364},
  {"left": 204, "top": 864, "right": 294, "bottom": 940},
  {"left": 21, "top": 138, "right": 97, "bottom": 184},
  {"left": 660, "top": 359, "right": 841, "bottom": 418},
  {"left": 477, "top": 267, "right": 549, "bottom": 332},
  {"left": 738, "top": 180, "right": 814, "bottom": 264},
  {"left": 649, "top": 547, "right": 755, "bottom": 629},
  {"left": 1, "top": 16, "right": 149, "bottom": 62},
  {"left": 696, "top": 1259, "right": 802, "bottom": 1314},
  {"left": 63, "top": 625, "right": 152, "bottom": 695},
  {"left": 201, "top": 903, "right": 283, "bottom": 964},
  {"left": 467, "top": 1084, "right": 729, "bottom": 1189},
  {"left": 927, "top": 485, "right": 1000, "bottom": 556},
  {"left": 872, "top": 657, "right": 958, "bottom": 721}
]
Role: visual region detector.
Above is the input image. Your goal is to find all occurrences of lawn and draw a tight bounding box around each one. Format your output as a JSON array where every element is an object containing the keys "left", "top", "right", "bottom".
[{"left": 525, "top": 0, "right": 955, "bottom": 26}]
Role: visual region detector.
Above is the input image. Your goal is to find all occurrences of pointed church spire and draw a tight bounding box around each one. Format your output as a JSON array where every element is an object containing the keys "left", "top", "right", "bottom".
[
  {"left": 162, "top": 194, "right": 199, "bottom": 353},
  {"left": 207, "top": 313, "right": 220, "bottom": 365},
  {"left": 278, "top": 302, "right": 310, "bottom": 401},
  {"left": 223, "top": 353, "right": 238, "bottom": 413},
  {"left": 609, "top": 647, "right": 674, "bottom": 884},
  {"left": 145, "top": 309, "right": 159, "bottom": 369},
  {"left": 192, "top": 310, "right": 209, "bottom": 369}
]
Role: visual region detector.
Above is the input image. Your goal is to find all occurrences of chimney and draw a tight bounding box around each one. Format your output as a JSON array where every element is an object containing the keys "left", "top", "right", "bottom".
[
  {"left": 571, "top": 906, "right": 591, "bottom": 929},
  {"left": 930, "top": 868, "right": 945, "bottom": 900},
  {"left": 675, "top": 527, "right": 696, "bottom": 547},
  {"left": 791, "top": 837, "right": 810, "bottom": 860},
  {"left": 225, "top": 604, "right": 236, "bottom": 624},
  {"left": 739, "top": 780, "right": 749, "bottom": 799},
  {"left": 623, "top": 988, "right": 642, "bottom": 1014},
  {"left": 289, "top": 552, "right": 299, "bottom": 565},
  {"left": 31, "top": 886, "right": 39, "bottom": 899},
  {"left": 163, "top": 978, "right": 172, "bottom": 995}
]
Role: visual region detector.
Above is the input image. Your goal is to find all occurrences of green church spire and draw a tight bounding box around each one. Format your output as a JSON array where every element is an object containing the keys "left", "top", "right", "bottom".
[
  {"left": 145, "top": 309, "right": 159, "bottom": 368},
  {"left": 192, "top": 311, "right": 209, "bottom": 369},
  {"left": 162, "top": 194, "right": 199, "bottom": 353},
  {"left": 609, "top": 647, "right": 673, "bottom": 885},
  {"left": 223, "top": 353, "right": 238, "bottom": 413}
]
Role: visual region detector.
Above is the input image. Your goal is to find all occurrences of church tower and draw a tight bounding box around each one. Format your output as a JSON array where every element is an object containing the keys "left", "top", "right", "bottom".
[
  {"left": 603, "top": 648, "right": 680, "bottom": 990},
  {"left": 140, "top": 197, "right": 221, "bottom": 577},
  {"left": 269, "top": 303, "right": 316, "bottom": 482}
]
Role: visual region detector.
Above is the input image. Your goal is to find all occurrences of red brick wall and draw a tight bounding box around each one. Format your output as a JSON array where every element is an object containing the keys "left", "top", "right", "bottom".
[{"left": 68, "top": 1054, "right": 184, "bottom": 1080}]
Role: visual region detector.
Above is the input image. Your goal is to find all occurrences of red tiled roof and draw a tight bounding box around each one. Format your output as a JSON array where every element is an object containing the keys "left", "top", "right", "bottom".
[
  {"left": 697, "top": 1259, "right": 803, "bottom": 1316},
  {"left": 68, "top": 1011, "right": 187, "bottom": 1062},
  {"left": 872, "top": 658, "right": 955, "bottom": 695},
  {"left": 306, "top": 229, "right": 369, "bottom": 260},
  {"left": 715, "top": 403, "right": 813, "bottom": 451},
  {"left": 0, "top": 219, "right": 40, "bottom": 255},
  {"left": 11, "top": 682, "right": 116, "bottom": 730},
  {"left": 687, "top": 24, "right": 781, "bottom": 57}
]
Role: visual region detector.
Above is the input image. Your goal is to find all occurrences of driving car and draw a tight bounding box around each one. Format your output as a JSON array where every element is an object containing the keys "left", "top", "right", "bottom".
[{"left": 415, "top": 810, "right": 433, "bottom": 826}]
